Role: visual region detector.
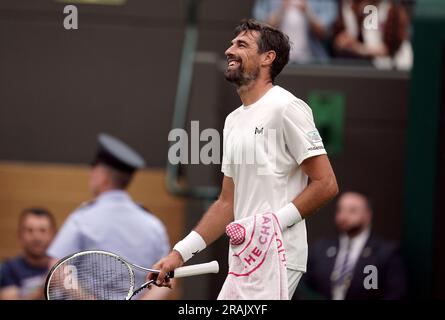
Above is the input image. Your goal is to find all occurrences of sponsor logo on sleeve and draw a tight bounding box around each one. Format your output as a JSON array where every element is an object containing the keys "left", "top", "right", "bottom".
[
  {"left": 307, "top": 146, "right": 325, "bottom": 151},
  {"left": 307, "top": 130, "right": 322, "bottom": 143}
]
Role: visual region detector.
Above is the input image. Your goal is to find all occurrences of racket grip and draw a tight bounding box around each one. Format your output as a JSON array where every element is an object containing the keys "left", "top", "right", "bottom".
[{"left": 172, "top": 261, "right": 219, "bottom": 278}]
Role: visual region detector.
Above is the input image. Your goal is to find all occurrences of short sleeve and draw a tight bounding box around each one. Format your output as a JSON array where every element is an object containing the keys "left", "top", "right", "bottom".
[
  {"left": 47, "top": 213, "right": 83, "bottom": 259},
  {"left": 282, "top": 99, "right": 327, "bottom": 165}
]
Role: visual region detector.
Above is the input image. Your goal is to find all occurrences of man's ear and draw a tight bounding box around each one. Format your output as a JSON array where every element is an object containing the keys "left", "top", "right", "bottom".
[{"left": 262, "top": 50, "right": 276, "bottom": 67}]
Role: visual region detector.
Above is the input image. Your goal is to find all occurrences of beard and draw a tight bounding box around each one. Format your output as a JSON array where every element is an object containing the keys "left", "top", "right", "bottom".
[
  {"left": 24, "top": 242, "right": 47, "bottom": 259},
  {"left": 343, "top": 223, "right": 366, "bottom": 238},
  {"left": 224, "top": 59, "right": 260, "bottom": 87}
]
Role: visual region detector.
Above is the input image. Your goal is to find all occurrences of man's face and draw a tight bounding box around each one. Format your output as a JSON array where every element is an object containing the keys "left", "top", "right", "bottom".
[
  {"left": 335, "top": 193, "right": 372, "bottom": 236},
  {"left": 19, "top": 214, "right": 55, "bottom": 259},
  {"left": 224, "top": 30, "right": 263, "bottom": 87}
]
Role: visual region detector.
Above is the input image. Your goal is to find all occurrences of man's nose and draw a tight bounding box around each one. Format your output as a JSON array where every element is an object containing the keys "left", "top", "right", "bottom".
[{"left": 225, "top": 46, "right": 234, "bottom": 58}]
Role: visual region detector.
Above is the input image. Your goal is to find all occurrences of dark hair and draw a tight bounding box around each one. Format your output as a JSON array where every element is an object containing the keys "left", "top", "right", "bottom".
[
  {"left": 19, "top": 207, "right": 56, "bottom": 229},
  {"left": 234, "top": 19, "right": 290, "bottom": 82},
  {"left": 107, "top": 166, "right": 133, "bottom": 189}
]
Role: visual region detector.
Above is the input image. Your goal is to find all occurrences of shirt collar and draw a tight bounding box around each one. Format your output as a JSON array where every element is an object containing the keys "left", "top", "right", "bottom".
[
  {"left": 96, "top": 189, "right": 131, "bottom": 203},
  {"left": 242, "top": 85, "right": 277, "bottom": 110}
]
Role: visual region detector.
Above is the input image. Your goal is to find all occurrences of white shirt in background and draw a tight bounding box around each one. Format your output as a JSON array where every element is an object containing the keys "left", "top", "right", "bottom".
[{"left": 281, "top": 0, "right": 311, "bottom": 63}]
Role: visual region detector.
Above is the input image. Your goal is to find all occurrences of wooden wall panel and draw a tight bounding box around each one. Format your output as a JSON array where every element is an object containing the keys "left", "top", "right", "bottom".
[{"left": 0, "top": 162, "right": 185, "bottom": 261}]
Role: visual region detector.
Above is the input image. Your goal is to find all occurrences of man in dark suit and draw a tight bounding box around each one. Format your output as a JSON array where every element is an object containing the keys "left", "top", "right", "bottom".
[{"left": 301, "top": 191, "right": 407, "bottom": 299}]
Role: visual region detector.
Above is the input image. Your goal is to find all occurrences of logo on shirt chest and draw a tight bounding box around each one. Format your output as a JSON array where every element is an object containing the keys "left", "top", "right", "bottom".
[{"left": 223, "top": 125, "right": 279, "bottom": 176}]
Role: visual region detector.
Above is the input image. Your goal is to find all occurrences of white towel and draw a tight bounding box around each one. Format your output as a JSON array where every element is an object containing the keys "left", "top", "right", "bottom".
[{"left": 217, "top": 213, "right": 289, "bottom": 300}]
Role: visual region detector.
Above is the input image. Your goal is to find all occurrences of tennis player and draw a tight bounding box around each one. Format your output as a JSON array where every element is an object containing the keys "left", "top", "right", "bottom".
[{"left": 152, "top": 19, "right": 338, "bottom": 299}]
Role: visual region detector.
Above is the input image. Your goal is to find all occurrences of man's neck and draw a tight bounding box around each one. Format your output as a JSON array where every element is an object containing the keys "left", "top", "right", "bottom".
[
  {"left": 94, "top": 185, "right": 119, "bottom": 198},
  {"left": 237, "top": 79, "right": 274, "bottom": 107},
  {"left": 23, "top": 253, "right": 49, "bottom": 268}
]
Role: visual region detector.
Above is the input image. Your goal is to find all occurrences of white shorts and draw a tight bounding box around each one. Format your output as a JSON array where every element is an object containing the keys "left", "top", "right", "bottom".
[{"left": 287, "top": 269, "right": 304, "bottom": 299}]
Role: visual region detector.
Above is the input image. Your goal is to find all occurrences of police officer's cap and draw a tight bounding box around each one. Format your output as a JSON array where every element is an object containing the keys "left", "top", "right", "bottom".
[{"left": 92, "top": 133, "right": 145, "bottom": 174}]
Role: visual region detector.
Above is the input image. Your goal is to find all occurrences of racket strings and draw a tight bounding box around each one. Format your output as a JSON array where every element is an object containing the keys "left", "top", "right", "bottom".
[{"left": 47, "top": 252, "right": 133, "bottom": 300}]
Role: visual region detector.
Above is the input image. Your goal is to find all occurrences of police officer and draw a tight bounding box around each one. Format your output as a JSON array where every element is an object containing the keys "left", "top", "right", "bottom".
[{"left": 47, "top": 133, "right": 171, "bottom": 299}]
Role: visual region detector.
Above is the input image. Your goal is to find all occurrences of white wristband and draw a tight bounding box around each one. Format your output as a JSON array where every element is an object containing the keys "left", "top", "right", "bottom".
[
  {"left": 275, "top": 203, "right": 303, "bottom": 231},
  {"left": 173, "top": 231, "right": 207, "bottom": 263}
]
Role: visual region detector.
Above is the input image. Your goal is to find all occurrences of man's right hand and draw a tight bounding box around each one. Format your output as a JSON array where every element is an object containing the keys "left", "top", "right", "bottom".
[{"left": 148, "top": 250, "right": 184, "bottom": 287}]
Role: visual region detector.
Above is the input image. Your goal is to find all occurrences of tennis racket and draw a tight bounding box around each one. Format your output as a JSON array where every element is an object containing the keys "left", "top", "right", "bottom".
[{"left": 45, "top": 250, "right": 219, "bottom": 300}]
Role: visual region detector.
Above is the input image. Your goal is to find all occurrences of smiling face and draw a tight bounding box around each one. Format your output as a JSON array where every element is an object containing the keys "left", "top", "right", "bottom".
[
  {"left": 224, "top": 30, "right": 263, "bottom": 87},
  {"left": 224, "top": 20, "right": 291, "bottom": 85}
]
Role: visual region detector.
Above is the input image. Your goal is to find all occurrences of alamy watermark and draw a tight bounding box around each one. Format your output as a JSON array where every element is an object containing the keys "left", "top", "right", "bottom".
[
  {"left": 63, "top": 265, "right": 78, "bottom": 290},
  {"left": 63, "top": 5, "right": 78, "bottom": 30},
  {"left": 167, "top": 121, "right": 279, "bottom": 176},
  {"left": 363, "top": 5, "right": 379, "bottom": 30},
  {"left": 363, "top": 264, "right": 378, "bottom": 290}
]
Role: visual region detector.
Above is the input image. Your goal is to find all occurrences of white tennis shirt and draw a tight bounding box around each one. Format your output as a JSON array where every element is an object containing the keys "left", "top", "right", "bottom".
[{"left": 221, "top": 85, "right": 326, "bottom": 272}]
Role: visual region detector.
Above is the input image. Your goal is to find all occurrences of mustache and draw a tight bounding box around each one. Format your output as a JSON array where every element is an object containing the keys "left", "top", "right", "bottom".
[
  {"left": 343, "top": 224, "right": 365, "bottom": 237},
  {"left": 227, "top": 55, "right": 242, "bottom": 64},
  {"left": 29, "top": 240, "right": 45, "bottom": 246}
]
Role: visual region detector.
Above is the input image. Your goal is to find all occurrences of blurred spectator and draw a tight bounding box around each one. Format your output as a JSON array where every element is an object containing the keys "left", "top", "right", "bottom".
[
  {"left": 0, "top": 208, "right": 56, "bottom": 300},
  {"left": 253, "top": 0, "right": 338, "bottom": 63},
  {"left": 301, "top": 191, "right": 407, "bottom": 299},
  {"left": 334, "top": 0, "right": 413, "bottom": 70},
  {"left": 47, "top": 133, "right": 171, "bottom": 300}
]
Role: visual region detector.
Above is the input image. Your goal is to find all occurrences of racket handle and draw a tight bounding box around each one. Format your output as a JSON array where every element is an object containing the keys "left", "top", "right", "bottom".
[{"left": 172, "top": 261, "right": 219, "bottom": 278}]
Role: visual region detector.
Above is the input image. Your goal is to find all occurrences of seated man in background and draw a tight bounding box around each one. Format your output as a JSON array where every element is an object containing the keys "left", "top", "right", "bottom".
[
  {"left": 47, "top": 133, "right": 172, "bottom": 300},
  {"left": 0, "top": 208, "right": 56, "bottom": 300},
  {"left": 253, "top": 0, "right": 338, "bottom": 63},
  {"left": 301, "top": 191, "right": 407, "bottom": 299}
]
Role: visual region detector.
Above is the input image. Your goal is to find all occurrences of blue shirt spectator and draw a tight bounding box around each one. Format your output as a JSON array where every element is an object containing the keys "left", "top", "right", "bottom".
[
  {"left": 0, "top": 208, "right": 56, "bottom": 300},
  {"left": 253, "top": 0, "right": 338, "bottom": 63},
  {"left": 0, "top": 257, "right": 47, "bottom": 298}
]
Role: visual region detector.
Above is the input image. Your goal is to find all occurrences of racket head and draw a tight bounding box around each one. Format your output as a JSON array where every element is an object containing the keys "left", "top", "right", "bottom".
[{"left": 45, "top": 250, "right": 135, "bottom": 300}]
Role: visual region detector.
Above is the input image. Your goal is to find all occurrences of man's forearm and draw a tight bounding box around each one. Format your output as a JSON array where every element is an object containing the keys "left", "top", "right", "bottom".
[
  {"left": 172, "top": 176, "right": 235, "bottom": 263},
  {"left": 293, "top": 176, "right": 338, "bottom": 219},
  {"left": 0, "top": 286, "right": 20, "bottom": 300},
  {"left": 22, "top": 287, "right": 44, "bottom": 300},
  {"left": 274, "top": 155, "right": 338, "bottom": 229},
  {"left": 172, "top": 198, "right": 233, "bottom": 263},
  {"left": 194, "top": 198, "right": 234, "bottom": 246}
]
